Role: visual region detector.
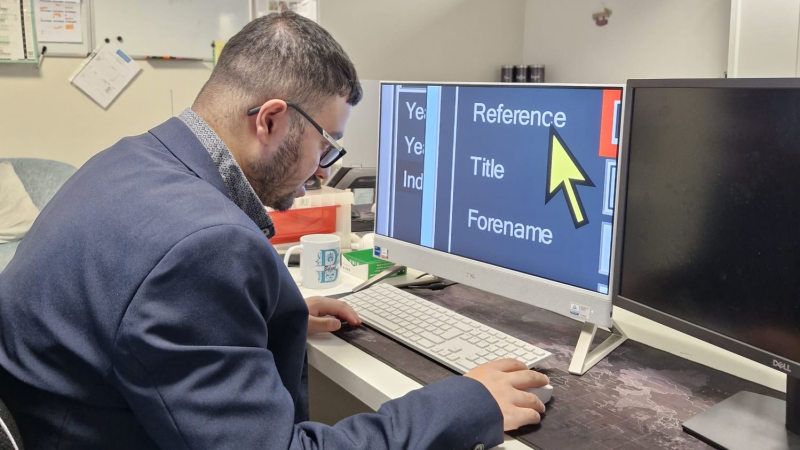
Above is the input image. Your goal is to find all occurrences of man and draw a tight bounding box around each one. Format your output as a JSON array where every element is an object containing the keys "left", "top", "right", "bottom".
[{"left": 0, "top": 12, "right": 548, "bottom": 450}]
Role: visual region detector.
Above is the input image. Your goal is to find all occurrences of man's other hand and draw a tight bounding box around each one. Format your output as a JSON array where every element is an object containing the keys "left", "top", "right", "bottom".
[
  {"left": 465, "top": 359, "right": 548, "bottom": 431},
  {"left": 305, "top": 296, "right": 361, "bottom": 335}
]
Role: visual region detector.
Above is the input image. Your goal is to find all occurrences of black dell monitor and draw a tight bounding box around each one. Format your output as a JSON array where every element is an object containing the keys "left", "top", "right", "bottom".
[{"left": 613, "top": 78, "right": 800, "bottom": 450}]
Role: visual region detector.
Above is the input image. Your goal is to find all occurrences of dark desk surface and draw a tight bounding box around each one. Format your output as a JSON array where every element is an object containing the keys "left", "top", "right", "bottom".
[{"left": 334, "top": 283, "right": 781, "bottom": 450}]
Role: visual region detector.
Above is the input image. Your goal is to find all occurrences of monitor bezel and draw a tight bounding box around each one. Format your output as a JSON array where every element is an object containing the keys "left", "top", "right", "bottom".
[
  {"left": 611, "top": 77, "right": 800, "bottom": 377},
  {"left": 374, "top": 81, "right": 625, "bottom": 328}
]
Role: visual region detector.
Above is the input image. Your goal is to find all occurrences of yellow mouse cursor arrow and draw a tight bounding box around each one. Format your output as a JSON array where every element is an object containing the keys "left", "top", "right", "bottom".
[{"left": 545, "top": 127, "right": 595, "bottom": 229}]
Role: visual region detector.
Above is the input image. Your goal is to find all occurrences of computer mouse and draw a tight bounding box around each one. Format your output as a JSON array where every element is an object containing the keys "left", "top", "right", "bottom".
[{"left": 525, "top": 384, "right": 553, "bottom": 404}]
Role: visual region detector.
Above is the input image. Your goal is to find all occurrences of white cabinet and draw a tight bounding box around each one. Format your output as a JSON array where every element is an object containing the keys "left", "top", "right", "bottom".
[{"left": 728, "top": 0, "right": 800, "bottom": 77}]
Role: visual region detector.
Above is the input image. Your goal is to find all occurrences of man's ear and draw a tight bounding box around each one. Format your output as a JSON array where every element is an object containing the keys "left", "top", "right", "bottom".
[{"left": 254, "top": 100, "right": 291, "bottom": 150}]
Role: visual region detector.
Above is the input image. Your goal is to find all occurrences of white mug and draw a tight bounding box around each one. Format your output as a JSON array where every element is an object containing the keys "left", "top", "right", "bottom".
[{"left": 283, "top": 234, "right": 341, "bottom": 289}]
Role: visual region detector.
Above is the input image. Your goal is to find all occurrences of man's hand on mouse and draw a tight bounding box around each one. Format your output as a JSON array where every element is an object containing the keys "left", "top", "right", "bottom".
[
  {"left": 465, "top": 359, "right": 548, "bottom": 431},
  {"left": 305, "top": 296, "right": 361, "bottom": 335}
]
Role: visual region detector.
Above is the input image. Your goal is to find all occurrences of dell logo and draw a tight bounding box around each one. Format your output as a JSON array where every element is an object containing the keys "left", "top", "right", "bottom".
[{"left": 774, "top": 360, "right": 792, "bottom": 373}]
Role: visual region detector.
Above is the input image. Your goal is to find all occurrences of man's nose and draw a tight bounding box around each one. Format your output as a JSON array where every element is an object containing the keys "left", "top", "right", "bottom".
[{"left": 315, "top": 165, "right": 330, "bottom": 181}]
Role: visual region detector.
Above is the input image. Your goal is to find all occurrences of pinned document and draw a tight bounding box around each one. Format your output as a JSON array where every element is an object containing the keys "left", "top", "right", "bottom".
[
  {"left": 34, "top": 0, "right": 82, "bottom": 43},
  {"left": 69, "top": 44, "right": 141, "bottom": 109}
]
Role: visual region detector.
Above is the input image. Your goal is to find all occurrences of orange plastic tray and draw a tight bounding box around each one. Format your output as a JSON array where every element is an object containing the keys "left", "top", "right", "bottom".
[{"left": 269, "top": 205, "right": 340, "bottom": 244}]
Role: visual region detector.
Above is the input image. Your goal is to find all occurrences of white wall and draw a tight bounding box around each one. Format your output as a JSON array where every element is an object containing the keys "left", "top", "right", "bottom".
[
  {"left": 321, "top": 0, "right": 526, "bottom": 82},
  {"left": 728, "top": 0, "right": 800, "bottom": 77},
  {"left": 523, "top": 0, "right": 731, "bottom": 84},
  {"left": 0, "top": 59, "right": 212, "bottom": 167},
  {"left": 0, "top": 2, "right": 740, "bottom": 165},
  {"left": 0, "top": 0, "right": 527, "bottom": 168}
]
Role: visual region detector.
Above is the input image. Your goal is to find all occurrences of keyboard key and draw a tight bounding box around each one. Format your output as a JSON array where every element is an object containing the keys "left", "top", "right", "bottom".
[
  {"left": 420, "top": 331, "right": 444, "bottom": 344},
  {"left": 440, "top": 329, "right": 463, "bottom": 340},
  {"left": 416, "top": 338, "right": 435, "bottom": 348},
  {"left": 453, "top": 322, "right": 473, "bottom": 332},
  {"left": 358, "top": 311, "right": 399, "bottom": 331}
]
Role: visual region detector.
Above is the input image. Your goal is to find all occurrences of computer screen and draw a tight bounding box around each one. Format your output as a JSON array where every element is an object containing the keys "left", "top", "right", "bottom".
[
  {"left": 615, "top": 81, "right": 800, "bottom": 368},
  {"left": 374, "top": 82, "right": 622, "bottom": 324}
]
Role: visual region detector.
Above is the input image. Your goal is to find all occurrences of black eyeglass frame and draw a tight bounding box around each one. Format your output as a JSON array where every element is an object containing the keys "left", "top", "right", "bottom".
[{"left": 247, "top": 101, "right": 346, "bottom": 168}]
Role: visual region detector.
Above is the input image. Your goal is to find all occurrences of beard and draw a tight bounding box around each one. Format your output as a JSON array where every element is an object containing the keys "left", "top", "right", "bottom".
[{"left": 244, "top": 126, "right": 306, "bottom": 212}]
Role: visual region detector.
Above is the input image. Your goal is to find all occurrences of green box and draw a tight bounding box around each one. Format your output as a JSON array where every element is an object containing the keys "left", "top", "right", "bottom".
[{"left": 342, "top": 249, "right": 406, "bottom": 280}]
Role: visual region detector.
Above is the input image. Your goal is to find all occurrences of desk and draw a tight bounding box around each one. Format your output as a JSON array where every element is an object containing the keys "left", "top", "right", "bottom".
[{"left": 296, "top": 269, "right": 784, "bottom": 449}]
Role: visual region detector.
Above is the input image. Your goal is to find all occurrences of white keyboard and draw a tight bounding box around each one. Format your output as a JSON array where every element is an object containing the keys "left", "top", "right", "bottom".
[{"left": 341, "top": 283, "right": 552, "bottom": 374}]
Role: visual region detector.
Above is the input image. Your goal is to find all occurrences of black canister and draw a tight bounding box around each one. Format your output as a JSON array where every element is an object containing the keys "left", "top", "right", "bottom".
[
  {"left": 501, "top": 65, "right": 513, "bottom": 82},
  {"left": 528, "top": 64, "right": 545, "bottom": 83},
  {"left": 514, "top": 65, "right": 528, "bottom": 83}
]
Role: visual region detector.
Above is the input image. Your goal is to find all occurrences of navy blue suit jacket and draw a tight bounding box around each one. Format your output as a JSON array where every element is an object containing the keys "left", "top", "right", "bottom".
[{"left": 0, "top": 118, "right": 503, "bottom": 449}]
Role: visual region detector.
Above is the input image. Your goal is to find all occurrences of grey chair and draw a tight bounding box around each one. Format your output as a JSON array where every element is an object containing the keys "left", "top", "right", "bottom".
[
  {"left": 0, "top": 158, "right": 77, "bottom": 273},
  {"left": 0, "top": 397, "right": 22, "bottom": 449}
]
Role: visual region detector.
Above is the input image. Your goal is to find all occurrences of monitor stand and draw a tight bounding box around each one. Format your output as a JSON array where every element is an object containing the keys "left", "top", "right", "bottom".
[
  {"left": 682, "top": 376, "right": 800, "bottom": 449},
  {"left": 568, "top": 321, "right": 627, "bottom": 375}
]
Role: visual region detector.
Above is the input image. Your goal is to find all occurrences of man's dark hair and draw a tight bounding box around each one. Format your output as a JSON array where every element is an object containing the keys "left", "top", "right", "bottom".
[{"left": 196, "top": 11, "right": 361, "bottom": 117}]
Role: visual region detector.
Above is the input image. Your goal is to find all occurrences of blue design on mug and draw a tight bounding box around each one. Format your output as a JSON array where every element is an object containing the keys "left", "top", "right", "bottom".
[{"left": 315, "top": 249, "right": 339, "bottom": 284}]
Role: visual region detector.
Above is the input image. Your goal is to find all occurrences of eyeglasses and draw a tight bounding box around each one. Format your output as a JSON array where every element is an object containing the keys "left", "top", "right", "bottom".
[{"left": 247, "top": 101, "right": 346, "bottom": 169}]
